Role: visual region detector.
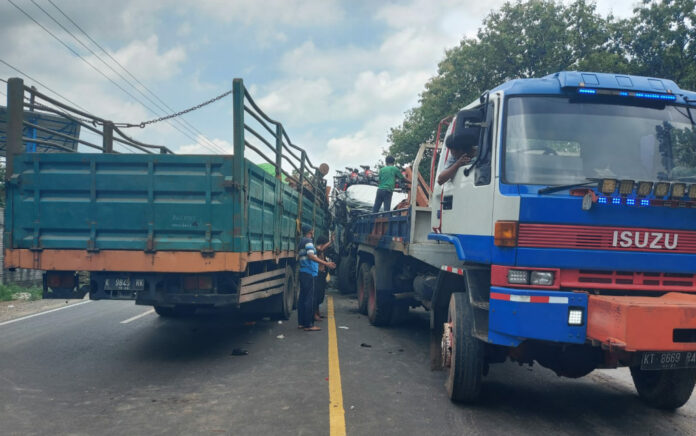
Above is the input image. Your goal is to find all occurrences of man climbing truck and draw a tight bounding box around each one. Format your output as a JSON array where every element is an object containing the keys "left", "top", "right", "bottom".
[
  {"left": 344, "top": 71, "right": 696, "bottom": 409},
  {"left": 3, "top": 77, "right": 330, "bottom": 319}
]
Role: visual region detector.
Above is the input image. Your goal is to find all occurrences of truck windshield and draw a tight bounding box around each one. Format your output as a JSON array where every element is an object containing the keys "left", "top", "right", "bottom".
[{"left": 503, "top": 96, "right": 696, "bottom": 186}]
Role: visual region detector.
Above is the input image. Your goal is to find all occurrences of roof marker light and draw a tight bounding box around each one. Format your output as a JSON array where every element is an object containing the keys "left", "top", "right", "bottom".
[
  {"left": 626, "top": 198, "right": 635, "bottom": 206},
  {"left": 641, "top": 199, "right": 650, "bottom": 206},
  {"left": 578, "top": 88, "right": 597, "bottom": 95},
  {"left": 577, "top": 88, "right": 677, "bottom": 101},
  {"left": 612, "top": 197, "right": 622, "bottom": 205},
  {"left": 598, "top": 197, "right": 608, "bottom": 204}
]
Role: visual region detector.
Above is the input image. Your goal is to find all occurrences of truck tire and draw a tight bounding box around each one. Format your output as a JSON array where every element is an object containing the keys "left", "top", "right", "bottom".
[
  {"left": 357, "top": 263, "right": 370, "bottom": 314},
  {"left": 630, "top": 366, "right": 696, "bottom": 409},
  {"left": 391, "top": 301, "right": 409, "bottom": 325},
  {"left": 443, "top": 292, "right": 484, "bottom": 403},
  {"left": 154, "top": 305, "right": 175, "bottom": 317},
  {"left": 367, "top": 265, "right": 393, "bottom": 326},
  {"left": 272, "top": 266, "right": 295, "bottom": 320},
  {"left": 154, "top": 305, "right": 195, "bottom": 317},
  {"left": 338, "top": 256, "right": 356, "bottom": 295}
]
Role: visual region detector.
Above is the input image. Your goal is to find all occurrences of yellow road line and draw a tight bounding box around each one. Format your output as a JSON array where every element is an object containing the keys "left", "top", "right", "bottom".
[{"left": 327, "top": 296, "right": 346, "bottom": 436}]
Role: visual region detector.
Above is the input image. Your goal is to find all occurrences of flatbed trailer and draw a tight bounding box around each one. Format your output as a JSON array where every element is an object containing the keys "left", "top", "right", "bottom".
[
  {"left": 343, "top": 71, "right": 696, "bottom": 409},
  {"left": 3, "top": 77, "right": 329, "bottom": 318}
]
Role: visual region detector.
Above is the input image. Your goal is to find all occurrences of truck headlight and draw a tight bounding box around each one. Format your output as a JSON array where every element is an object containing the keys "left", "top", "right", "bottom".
[
  {"left": 530, "top": 271, "right": 555, "bottom": 286},
  {"left": 507, "top": 269, "right": 529, "bottom": 285}
]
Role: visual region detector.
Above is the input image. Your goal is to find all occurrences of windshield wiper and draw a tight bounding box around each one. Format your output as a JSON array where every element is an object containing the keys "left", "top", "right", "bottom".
[{"left": 538, "top": 179, "right": 597, "bottom": 195}]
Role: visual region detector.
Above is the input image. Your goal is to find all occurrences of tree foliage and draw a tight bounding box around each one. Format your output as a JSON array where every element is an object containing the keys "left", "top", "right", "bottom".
[{"left": 388, "top": 0, "right": 696, "bottom": 165}]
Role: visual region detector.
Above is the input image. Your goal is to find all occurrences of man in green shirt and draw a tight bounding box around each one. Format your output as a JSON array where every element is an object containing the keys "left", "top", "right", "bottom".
[{"left": 372, "top": 156, "right": 405, "bottom": 213}]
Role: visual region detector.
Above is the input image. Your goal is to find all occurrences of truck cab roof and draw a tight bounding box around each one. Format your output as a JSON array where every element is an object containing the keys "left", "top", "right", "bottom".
[{"left": 490, "top": 71, "right": 696, "bottom": 104}]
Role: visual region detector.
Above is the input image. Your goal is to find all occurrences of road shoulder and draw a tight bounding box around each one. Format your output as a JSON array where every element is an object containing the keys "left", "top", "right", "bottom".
[{"left": 0, "top": 298, "right": 88, "bottom": 323}]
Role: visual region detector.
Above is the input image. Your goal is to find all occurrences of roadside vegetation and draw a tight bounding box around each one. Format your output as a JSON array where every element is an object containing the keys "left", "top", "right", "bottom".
[{"left": 0, "top": 283, "right": 42, "bottom": 301}]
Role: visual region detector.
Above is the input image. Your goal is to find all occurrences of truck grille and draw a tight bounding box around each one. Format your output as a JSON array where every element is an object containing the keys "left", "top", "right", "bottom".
[{"left": 561, "top": 270, "right": 696, "bottom": 292}]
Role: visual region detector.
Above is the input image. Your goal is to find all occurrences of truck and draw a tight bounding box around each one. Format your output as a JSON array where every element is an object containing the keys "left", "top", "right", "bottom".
[
  {"left": 340, "top": 71, "right": 696, "bottom": 409},
  {"left": 2, "top": 77, "right": 330, "bottom": 318}
]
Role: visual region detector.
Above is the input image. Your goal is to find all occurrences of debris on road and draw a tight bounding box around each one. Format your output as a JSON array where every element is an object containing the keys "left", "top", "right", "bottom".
[
  {"left": 230, "top": 348, "right": 248, "bottom": 356},
  {"left": 276, "top": 334, "right": 285, "bottom": 339},
  {"left": 360, "top": 343, "right": 372, "bottom": 348},
  {"left": 339, "top": 325, "right": 349, "bottom": 329}
]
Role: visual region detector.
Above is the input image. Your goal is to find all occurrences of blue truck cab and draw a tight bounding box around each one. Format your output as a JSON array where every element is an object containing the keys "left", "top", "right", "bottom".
[{"left": 347, "top": 71, "right": 696, "bottom": 408}]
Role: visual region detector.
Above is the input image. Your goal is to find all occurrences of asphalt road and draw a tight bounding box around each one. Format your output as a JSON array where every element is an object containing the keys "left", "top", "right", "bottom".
[{"left": 1, "top": 290, "right": 694, "bottom": 436}]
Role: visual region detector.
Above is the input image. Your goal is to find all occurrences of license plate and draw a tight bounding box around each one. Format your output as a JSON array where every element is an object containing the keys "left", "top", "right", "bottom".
[
  {"left": 104, "top": 278, "right": 145, "bottom": 291},
  {"left": 640, "top": 351, "right": 696, "bottom": 370}
]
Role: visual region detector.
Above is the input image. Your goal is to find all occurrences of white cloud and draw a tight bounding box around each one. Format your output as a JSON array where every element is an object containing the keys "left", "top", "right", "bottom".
[
  {"left": 111, "top": 36, "right": 186, "bottom": 81},
  {"left": 177, "top": 21, "right": 192, "bottom": 37},
  {"left": 325, "top": 114, "right": 402, "bottom": 165},
  {"left": 176, "top": 136, "right": 233, "bottom": 155},
  {"left": 256, "top": 78, "right": 334, "bottom": 124},
  {"left": 191, "top": 0, "right": 344, "bottom": 26}
]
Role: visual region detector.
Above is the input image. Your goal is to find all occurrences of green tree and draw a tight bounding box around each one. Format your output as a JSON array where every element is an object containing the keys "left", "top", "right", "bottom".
[{"left": 620, "top": 0, "right": 696, "bottom": 90}]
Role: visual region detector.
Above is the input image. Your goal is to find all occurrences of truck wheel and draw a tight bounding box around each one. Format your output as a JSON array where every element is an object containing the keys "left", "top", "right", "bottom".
[
  {"left": 443, "top": 293, "right": 484, "bottom": 402},
  {"left": 356, "top": 263, "right": 370, "bottom": 314},
  {"left": 367, "top": 266, "right": 393, "bottom": 326},
  {"left": 271, "top": 266, "right": 295, "bottom": 320},
  {"left": 154, "top": 305, "right": 175, "bottom": 317},
  {"left": 338, "top": 256, "right": 356, "bottom": 295},
  {"left": 391, "top": 302, "right": 409, "bottom": 325},
  {"left": 154, "top": 305, "right": 195, "bottom": 317},
  {"left": 630, "top": 366, "right": 696, "bottom": 409}
]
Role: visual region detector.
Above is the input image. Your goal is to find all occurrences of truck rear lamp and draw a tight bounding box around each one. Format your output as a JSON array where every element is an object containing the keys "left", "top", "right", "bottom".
[
  {"left": 618, "top": 180, "right": 634, "bottom": 195},
  {"left": 637, "top": 181, "right": 653, "bottom": 197},
  {"left": 198, "top": 275, "right": 213, "bottom": 290},
  {"left": 568, "top": 308, "right": 584, "bottom": 326},
  {"left": 654, "top": 182, "right": 670, "bottom": 197},
  {"left": 671, "top": 183, "right": 686, "bottom": 199},
  {"left": 183, "top": 275, "right": 213, "bottom": 291},
  {"left": 600, "top": 179, "right": 617, "bottom": 195},
  {"left": 46, "top": 271, "right": 76, "bottom": 288},
  {"left": 530, "top": 271, "right": 555, "bottom": 286},
  {"left": 507, "top": 269, "right": 529, "bottom": 284},
  {"left": 494, "top": 221, "right": 518, "bottom": 247}
]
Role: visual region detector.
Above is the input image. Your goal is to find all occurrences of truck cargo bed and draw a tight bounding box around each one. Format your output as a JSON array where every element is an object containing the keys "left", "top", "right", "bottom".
[{"left": 5, "top": 152, "right": 327, "bottom": 272}]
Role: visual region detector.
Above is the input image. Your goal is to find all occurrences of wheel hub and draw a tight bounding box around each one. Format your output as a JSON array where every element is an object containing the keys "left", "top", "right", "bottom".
[{"left": 442, "top": 322, "right": 453, "bottom": 368}]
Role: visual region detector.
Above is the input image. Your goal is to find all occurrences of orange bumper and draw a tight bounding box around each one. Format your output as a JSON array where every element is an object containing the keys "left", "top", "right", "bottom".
[{"left": 587, "top": 292, "right": 696, "bottom": 352}]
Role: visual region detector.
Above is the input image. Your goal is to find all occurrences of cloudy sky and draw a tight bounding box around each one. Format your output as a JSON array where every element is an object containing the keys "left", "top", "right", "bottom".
[{"left": 0, "top": 0, "right": 637, "bottom": 178}]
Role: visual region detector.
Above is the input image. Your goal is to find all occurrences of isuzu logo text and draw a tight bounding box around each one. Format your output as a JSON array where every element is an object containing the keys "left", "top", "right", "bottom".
[{"left": 612, "top": 231, "right": 678, "bottom": 250}]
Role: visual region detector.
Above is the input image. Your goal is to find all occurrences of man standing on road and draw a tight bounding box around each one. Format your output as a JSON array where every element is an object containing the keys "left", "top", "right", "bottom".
[
  {"left": 298, "top": 224, "right": 336, "bottom": 331},
  {"left": 373, "top": 155, "right": 406, "bottom": 213}
]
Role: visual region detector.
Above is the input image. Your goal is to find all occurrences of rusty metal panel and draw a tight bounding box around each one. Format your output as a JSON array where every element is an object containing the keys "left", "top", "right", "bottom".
[{"left": 587, "top": 292, "right": 696, "bottom": 351}]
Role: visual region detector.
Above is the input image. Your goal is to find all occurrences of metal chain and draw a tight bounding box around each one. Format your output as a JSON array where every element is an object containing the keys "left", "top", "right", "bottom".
[{"left": 119, "top": 89, "right": 233, "bottom": 128}]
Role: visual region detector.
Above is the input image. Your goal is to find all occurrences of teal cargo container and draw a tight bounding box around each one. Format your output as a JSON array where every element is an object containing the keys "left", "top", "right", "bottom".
[{"left": 3, "top": 77, "right": 329, "bottom": 318}]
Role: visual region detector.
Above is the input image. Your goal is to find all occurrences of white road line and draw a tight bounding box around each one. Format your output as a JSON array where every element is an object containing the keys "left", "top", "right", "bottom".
[
  {"left": 0, "top": 300, "right": 92, "bottom": 327},
  {"left": 120, "top": 309, "right": 155, "bottom": 324}
]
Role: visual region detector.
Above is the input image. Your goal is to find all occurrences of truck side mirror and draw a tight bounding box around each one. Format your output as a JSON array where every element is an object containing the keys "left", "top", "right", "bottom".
[{"left": 445, "top": 109, "right": 483, "bottom": 152}]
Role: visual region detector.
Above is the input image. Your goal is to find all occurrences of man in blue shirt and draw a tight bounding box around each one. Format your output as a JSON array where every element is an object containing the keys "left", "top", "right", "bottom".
[{"left": 298, "top": 224, "right": 336, "bottom": 331}]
